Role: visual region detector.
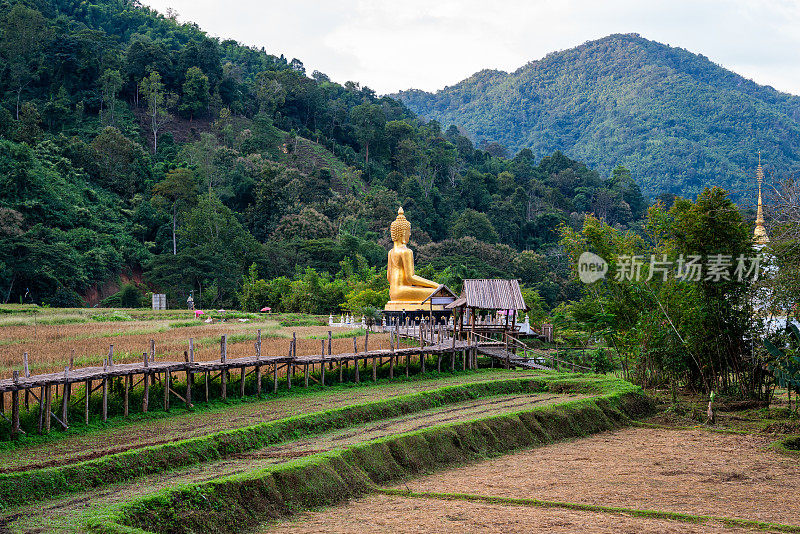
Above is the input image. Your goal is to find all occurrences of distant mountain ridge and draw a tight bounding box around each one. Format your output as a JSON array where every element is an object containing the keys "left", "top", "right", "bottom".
[{"left": 395, "top": 33, "right": 800, "bottom": 199}]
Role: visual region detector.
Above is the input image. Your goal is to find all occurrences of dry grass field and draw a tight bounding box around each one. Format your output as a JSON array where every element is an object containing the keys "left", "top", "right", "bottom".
[{"left": 0, "top": 305, "right": 387, "bottom": 409}]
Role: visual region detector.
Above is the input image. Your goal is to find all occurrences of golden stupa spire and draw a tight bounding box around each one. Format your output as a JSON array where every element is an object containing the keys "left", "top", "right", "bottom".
[{"left": 754, "top": 152, "right": 770, "bottom": 245}]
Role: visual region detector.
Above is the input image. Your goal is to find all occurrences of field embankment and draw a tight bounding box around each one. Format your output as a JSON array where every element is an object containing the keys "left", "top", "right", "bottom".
[{"left": 77, "top": 375, "right": 649, "bottom": 534}]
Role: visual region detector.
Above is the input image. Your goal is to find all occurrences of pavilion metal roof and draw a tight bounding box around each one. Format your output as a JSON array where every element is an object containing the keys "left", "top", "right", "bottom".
[{"left": 459, "top": 279, "right": 527, "bottom": 310}]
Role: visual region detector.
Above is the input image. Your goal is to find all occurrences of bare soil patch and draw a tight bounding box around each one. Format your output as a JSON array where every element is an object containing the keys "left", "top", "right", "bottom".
[
  {"left": 393, "top": 427, "right": 800, "bottom": 526},
  {"left": 265, "top": 494, "right": 755, "bottom": 534}
]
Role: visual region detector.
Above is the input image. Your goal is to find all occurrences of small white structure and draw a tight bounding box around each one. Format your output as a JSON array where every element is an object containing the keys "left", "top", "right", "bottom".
[
  {"left": 151, "top": 293, "right": 166, "bottom": 310},
  {"left": 517, "top": 315, "right": 534, "bottom": 335}
]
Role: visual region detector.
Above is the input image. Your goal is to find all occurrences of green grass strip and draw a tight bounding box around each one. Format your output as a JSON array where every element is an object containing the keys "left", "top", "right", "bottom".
[
  {"left": 0, "top": 374, "right": 621, "bottom": 508},
  {"left": 376, "top": 488, "right": 800, "bottom": 533},
  {"left": 82, "top": 380, "right": 653, "bottom": 534}
]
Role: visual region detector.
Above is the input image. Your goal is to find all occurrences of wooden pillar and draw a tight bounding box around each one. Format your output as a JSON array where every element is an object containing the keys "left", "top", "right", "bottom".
[
  {"left": 273, "top": 363, "right": 279, "bottom": 393},
  {"left": 437, "top": 352, "right": 442, "bottom": 373},
  {"left": 372, "top": 355, "right": 377, "bottom": 382},
  {"left": 124, "top": 374, "right": 130, "bottom": 417},
  {"left": 164, "top": 371, "right": 171, "bottom": 411},
  {"left": 84, "top": 380, "right": 90, "bottom": 424},
  {"left": 256, "top": 365, "right": 262, "bottom": 395},
  {"left": 44, "top": 384, "right": 52, "bottom": 433},
  {"left": 365, "top": 330, "right": 369, "bottom": 352},
  {"left": 150, "top": 339, "right": 155, "bottom": 362},
  {"left": 61, "top": 381, "right": 71, "bottom": 427},
  {"left": 240, "top": 367, "right": 246, "bottom": 397},
  {"left": 186, "top": 369, "right": 193, "bottom": 408},
  {"left": 421, "top": 350, "right": 425, "bottom": 374},
  {"left": 143, "top": 373, "right": 150, "bottom": 413},
  {"left": 37, "top": 386, "right": 44, "bottom": 433},
  {"left": 204, "top": 371, "right": 210, "bottom": 402},
  {"left": 189, "top": 338, "right": 195, "bottom": 363},
  {"left": 287, "top": 341, "right": 293, "bottom": 389},
  {"left": 102, "top": 378, "right": 108, "bottom": 421},
  {"left": 405, "top": 353, "right": 410, "bottom": 377},
  {"left": 338, "top": 360, "right": 343, "bottom": 382},
  {"left": 320, "top": 340, "right": 326, "bottom": 386},
  {"left": 221, "top": 334, "right": 227, "bottom": 363},
  {"left": 354, "top": 357, "right": 360, "bottom": 383},
  {"left": 11, "top": 389, "right": 19, "bottom": 438},
  {"left": 221, "top": 369, "right": 227, "bottom": 400},
  {"left": 304, "top": 364, "right": 309, "bottom": 387}
]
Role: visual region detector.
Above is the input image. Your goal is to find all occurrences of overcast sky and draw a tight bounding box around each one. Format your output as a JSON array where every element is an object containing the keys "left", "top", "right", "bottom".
[{"left": 143, "top": 0, "right": 800, "bottom": 96}]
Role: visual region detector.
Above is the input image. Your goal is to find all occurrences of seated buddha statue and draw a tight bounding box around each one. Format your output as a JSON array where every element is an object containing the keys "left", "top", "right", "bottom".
[{"left": 385, "top": 208, "right": 438, "bottom": 310}]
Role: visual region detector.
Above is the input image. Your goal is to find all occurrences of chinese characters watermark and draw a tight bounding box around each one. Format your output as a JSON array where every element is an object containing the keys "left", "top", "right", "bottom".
[{"left": 578, "top": 253, "right": 763, "bottom": 283}]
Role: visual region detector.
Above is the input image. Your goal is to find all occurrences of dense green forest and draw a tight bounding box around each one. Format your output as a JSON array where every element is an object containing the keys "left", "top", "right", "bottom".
[
  {"left": 0, "top": 0, "right": 647, "bottom": 313},
  {"left": 396, "top": 33, "right": 800, "bottom": 200}
]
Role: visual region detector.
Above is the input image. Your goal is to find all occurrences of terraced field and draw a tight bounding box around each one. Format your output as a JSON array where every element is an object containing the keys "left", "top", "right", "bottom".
[
  {"left": 0, "top": 369, "right": 534, "bottom": 471},
  {"left": 0, "top": 372, "right": 642, "bottom": 533},
  {"left": 5, "top": 391, "right": 586, "bottom": 532}
]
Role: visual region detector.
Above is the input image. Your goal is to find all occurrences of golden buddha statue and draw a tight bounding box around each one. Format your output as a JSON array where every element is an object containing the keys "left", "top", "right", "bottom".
[{"left": 384, "top": 207, "right": 439, "bottom": 311}]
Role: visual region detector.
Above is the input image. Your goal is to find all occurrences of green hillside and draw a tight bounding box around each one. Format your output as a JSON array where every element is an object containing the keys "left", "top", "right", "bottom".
[
  {"left": 0, "top": 0, "right": 648, "bottom": 311},
  {"left": 395, "top": 33, "right": 800, "bottom": 199}
]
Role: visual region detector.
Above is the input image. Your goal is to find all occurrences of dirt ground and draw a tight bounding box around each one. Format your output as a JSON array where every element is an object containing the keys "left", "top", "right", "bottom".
[
  {"left": 391, "top": 427, "right": 800, "bottom": 527},
  {"left": 264, "top": 427, "right": 800, "bottom": 533},
  {"left": 0, "top": 369, "right": 536, "bottom": 471},
  {"left": 266, "top": 494, "right": 758, "bottom": 534}
]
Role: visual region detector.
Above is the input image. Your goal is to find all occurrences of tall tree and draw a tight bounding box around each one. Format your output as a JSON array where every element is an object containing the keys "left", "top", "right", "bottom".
[
  {"left": 350, "top": 102, "right": 385, "bottom": 169},
  {"left": 99, "top": 69, "right": 123, "bottom": 126},
  {"left": 139, "top": 71, "right": 176, "bottom": 154},
  {"left": 179, "top": 66, "right": 209, "bottom": 122},
  {"left": 152, "top": 168, "right": 199, "bottom": 255},
  {"left": 0, "top": 5, "right": 52, "bottom": 119}
]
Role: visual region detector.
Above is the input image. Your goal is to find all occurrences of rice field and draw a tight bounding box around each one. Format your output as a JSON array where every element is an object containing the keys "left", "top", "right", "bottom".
[{"left": 0, "top": 305, "right": 383, "bottom": 378}]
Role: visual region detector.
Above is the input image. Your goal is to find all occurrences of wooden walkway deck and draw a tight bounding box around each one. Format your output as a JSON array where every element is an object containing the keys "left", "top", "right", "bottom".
[{"left": 0, "top": 329, "right": 479, "bottom": 439}]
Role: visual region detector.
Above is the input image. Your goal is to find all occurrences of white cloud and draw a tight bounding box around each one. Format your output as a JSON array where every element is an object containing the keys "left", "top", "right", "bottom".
[{"left": 143, "top": 0, "right": 800, "bottom": 95}]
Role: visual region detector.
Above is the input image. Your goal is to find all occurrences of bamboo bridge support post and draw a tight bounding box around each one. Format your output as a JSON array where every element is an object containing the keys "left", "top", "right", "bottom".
[
  {"left": 164, "top": 371, "right": 171, "bottom": 411},
  {"left": 10, "top": 388, "right": 19, "bottom": 438},
  {"left": 44, "top": 383, "right": 52, "bottom": 433},
  {"left": 84, "top": 380, "right": 91, "bottom": 424},
  {"left": 321, "top": 340, "right": 326, "bottom": 386},
  {"left": 61, "top": 378, "right": 70, "bottom": 427},
  {"left": 124, "top": 375, "right": 130, "bottom": 417},
  {"left": 102, "top": 376, "right": 108, "bottom": 421},
  {"left": 38, "top": 386, "right": 44, "bottom": 433},
  {"left": 220, "top": 335, "right": 227, "bottom": 400}
]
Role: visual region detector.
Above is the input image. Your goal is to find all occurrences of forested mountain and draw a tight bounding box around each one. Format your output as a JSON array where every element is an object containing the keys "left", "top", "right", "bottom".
[
  {"left": 395, "top": 33, "right": 800, "bottom": 199},
  {"left": 0, "top": 0, "right": 645, "bottom": 312}
]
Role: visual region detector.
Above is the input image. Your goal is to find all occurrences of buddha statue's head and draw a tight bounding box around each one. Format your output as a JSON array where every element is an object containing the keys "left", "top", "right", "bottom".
[{"left": 390, "top": 207, "right": 411, "bottom": 245}]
